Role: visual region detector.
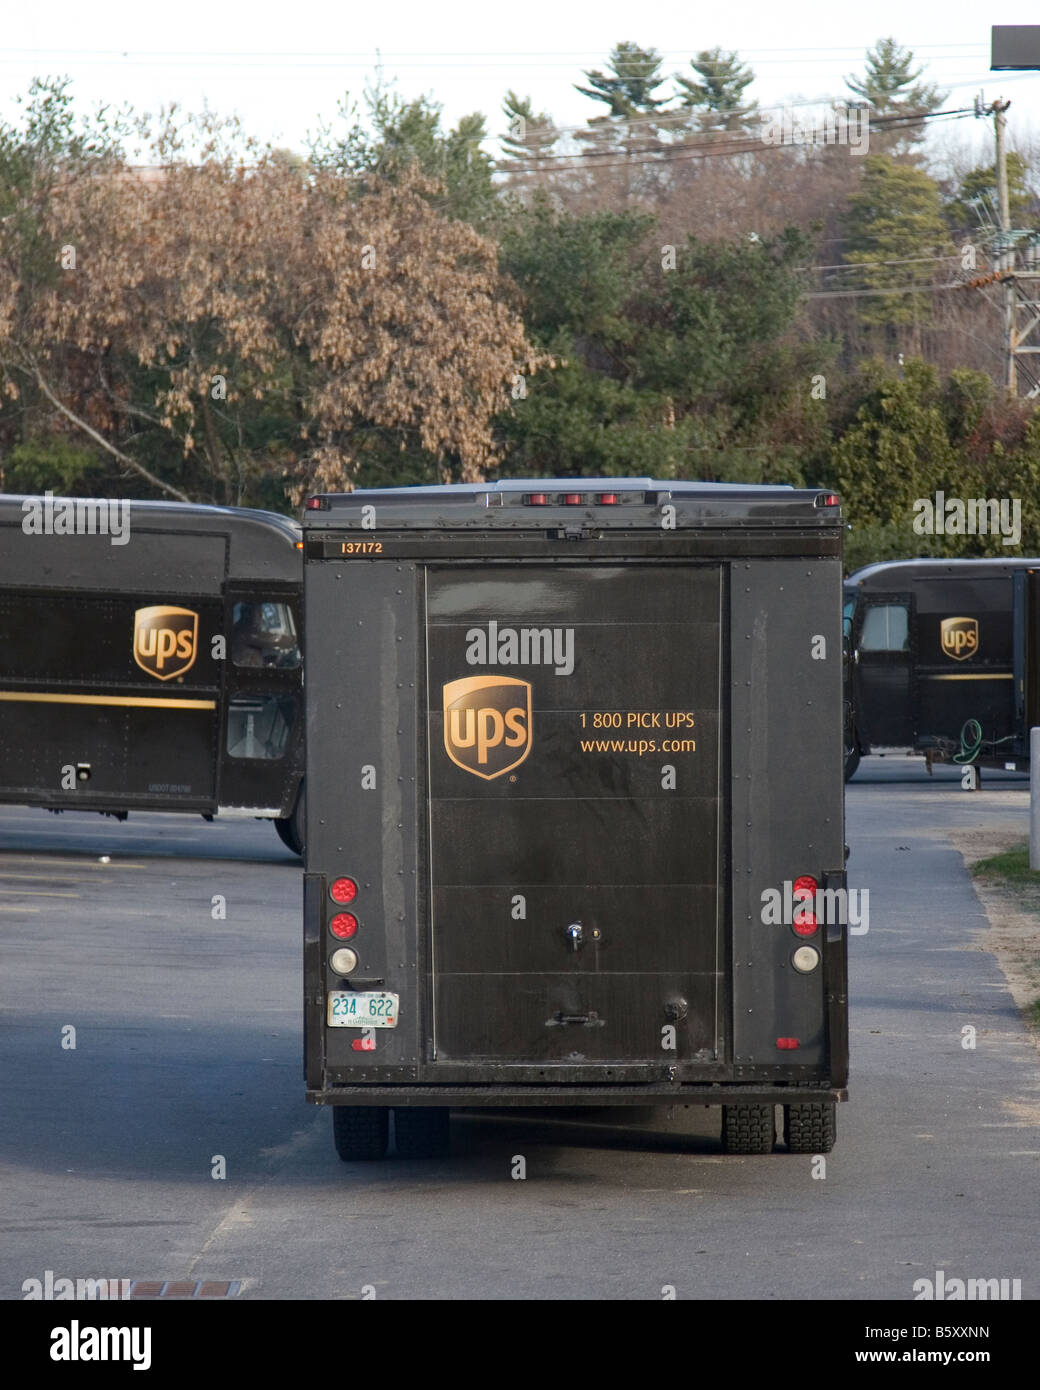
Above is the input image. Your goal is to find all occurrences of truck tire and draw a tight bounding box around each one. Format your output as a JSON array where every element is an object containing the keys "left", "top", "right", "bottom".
[
  {"left": 332, "top": 1106, "right": 389, "bottom": 1160},
  {"left": 721, "top": 1103, "right": 775, "bottom": 1154},
  {"left": 394, "top": 1106, "right": 450, "bottom": 1159},
  {"left": 274, "top": 781, "right": 305, "bottom": 856},
  {"left": 844, "top": 745, "right": 860, "bottom": 781},
  {"left": 784, "top": 1101, "right": 836, "bottom": 1154}
]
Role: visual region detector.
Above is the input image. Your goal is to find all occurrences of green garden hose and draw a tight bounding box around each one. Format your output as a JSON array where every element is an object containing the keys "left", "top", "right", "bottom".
[{"left": 953, "top": 718, "right": 983, "bottom": 764}]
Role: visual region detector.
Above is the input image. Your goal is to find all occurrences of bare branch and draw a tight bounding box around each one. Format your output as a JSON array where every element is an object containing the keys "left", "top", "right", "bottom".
[{"left": 29, "top": 359, "right": 192, "bottom": 502}]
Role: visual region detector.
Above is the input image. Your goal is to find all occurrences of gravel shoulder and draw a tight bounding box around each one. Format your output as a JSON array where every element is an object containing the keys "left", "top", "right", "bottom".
[{"left": 948, "top": 827, "right": 1040, "bottom": 1054}]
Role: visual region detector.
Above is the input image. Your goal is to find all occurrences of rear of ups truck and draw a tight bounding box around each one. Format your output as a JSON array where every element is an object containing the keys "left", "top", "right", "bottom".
[{"left": 301, "top": 479, "right": 848, "bottom": 1158}]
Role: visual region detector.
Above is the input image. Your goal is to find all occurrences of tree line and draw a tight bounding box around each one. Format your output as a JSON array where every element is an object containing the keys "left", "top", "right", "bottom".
[{"left": 1, "top": 39, "right": 1039, "bottom": 568}]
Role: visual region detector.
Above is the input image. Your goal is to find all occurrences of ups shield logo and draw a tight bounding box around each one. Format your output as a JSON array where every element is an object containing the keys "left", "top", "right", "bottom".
[
  {"left": 443, "top": 675, "right": 531, "bottom": 780},
  {"left": 133, "top": 606, "right": 199, "bottom": 681},
  {"left": 940, "top": 616, "right": 980, "bottom": 662}
]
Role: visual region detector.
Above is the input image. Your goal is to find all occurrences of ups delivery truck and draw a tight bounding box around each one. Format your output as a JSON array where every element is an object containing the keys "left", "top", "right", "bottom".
[
  {"left": 844, "top": 558, "right": 1040, "bottom": 779},
  {"left": 302, "top": 479, "right": 848, "bottom": 1158},
  {"left": 0, "top": 496, "right": 305, "bottom": 851}
]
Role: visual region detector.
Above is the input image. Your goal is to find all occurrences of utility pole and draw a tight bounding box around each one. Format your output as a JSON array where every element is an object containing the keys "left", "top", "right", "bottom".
[
  {"left": 972, "top": 93, "right": 1016, "bottom": 391},
  {"left": 993, "top": 98, "right": 1016, "bottom": 393},
  {"left": 990, "top": 27, "right": 1040, "bottom": 397}
]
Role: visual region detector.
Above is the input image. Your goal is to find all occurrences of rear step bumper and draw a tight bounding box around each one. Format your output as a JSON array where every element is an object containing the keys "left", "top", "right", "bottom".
[{"left": 310, "top": 1085, "right": 848, "bottom": 1107}]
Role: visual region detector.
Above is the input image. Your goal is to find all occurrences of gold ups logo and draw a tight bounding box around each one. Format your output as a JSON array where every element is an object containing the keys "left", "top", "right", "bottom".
[
  {"left": 133, "top": 606, "right": 199, "bottom": 681},
  {"left": 940, "top": 616, "right": 979, "bottom": 662},
  {"left": 443, "top": 676, "right": 531, "bottom": 780}
]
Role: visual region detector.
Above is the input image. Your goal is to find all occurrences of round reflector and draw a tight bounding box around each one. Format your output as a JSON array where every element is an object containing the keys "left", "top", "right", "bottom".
[
  {"left": 792, "top": 945, "right": 820, "bottom": 974},
  {"left": 330, "top": 912, "right": 358, "bottom": 939},
  {"left": 330, "top": 877, "right": 358, "bottom": 904}
]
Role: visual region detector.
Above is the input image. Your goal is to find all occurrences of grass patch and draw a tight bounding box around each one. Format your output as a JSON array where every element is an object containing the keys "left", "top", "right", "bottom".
[{"left": 972, "top": 842, "right": 1040, "bottom": 883}]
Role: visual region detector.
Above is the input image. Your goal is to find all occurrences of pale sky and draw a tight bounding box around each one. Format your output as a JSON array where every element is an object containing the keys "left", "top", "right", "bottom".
[{"left": 4, "top": 0, "right": 1040, "bottom": 167}]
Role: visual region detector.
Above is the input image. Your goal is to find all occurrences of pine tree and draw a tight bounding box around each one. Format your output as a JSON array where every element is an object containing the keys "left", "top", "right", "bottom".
[
  {"left": 500, "top": 91, "right": 559, "bottom": 163},
  {"left": 675, "top": 48, "right": 757, "bottom": 133},
  {"left": 308, "top": 82, "right": 496, "bottom": 226},
  {"left": 575, "top": 41, "right": 670, "bottom": 119},
  {"left": 574, "top": 42, "right": 674, "bottom": 168},
  {"left": 843, "top": 155, "right": 950, "bottom": 331},
  {"left": 844, "top": 37, "right": 946, "bottom": 157}
]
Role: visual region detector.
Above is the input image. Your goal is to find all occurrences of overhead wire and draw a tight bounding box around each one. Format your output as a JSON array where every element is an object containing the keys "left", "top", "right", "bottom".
[{"left": 494, "top": 105, "right": 977, "bottom": 174}]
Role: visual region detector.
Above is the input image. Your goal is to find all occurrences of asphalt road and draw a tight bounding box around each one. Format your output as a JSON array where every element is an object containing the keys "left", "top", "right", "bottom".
[{"left": 1, "top": 763, "right": 1038, "bottom": 1301}]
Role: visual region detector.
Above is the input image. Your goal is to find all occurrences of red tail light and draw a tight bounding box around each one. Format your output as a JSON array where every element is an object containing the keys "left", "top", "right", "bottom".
[
  {"left": 330, "top": 877, "right": 358, "bottom": 904},
  {"left": 330, "top": 912, "right": 358, "bottom": 939},
  {"left": 598, "top": 493, "right": 618, "bottom": 505},
  {"left": 527, "top": 493, "right": 548, "bottom": 505},
  {"left": 563, "top": 493, "right": 584, "bottom": 505},
  {"left": 792, "top": 874, "right": 818, "bottom": 935},
  {"left": 776, "top": 1038, "right": 800, "bottom": 1050}
]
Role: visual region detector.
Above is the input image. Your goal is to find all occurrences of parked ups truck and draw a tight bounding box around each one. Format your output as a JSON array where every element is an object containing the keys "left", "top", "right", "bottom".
[
  {"left": 844, "top": 558, "right": 1040, "bottom": 780},
  {"left": 0, "top": 496, "right": 305, "bottom": 851},
  {"left": 302, "top": 479, "right": 848, "bottom": 1157}
]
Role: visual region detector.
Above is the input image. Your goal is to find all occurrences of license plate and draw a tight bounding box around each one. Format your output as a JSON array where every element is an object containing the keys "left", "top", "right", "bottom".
[{"left": 327, "top": 991, "right": 399, "bottom": 1028}]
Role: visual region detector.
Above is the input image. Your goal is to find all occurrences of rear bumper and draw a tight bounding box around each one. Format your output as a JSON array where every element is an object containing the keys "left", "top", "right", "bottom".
[{"left": 308, "top": 1084, "right": 848, "bottom": 1108}]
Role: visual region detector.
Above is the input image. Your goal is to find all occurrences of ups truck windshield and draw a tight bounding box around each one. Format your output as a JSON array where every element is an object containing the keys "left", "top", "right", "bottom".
[
  {"left": 0, "top": 497, "right": 305, "bottom": 852},
  {"left": 302, "top": 479, "right": 847, "bottom": 1159}
]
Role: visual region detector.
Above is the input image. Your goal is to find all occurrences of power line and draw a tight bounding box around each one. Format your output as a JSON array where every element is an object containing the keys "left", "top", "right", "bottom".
[
  {"left": 807, "top": 281, "right": 964, "bottom": 298},
  {"left": 495, "top": 106, "right": 976, "bottom": 174},
  {"left": 809, "top": 253, "right": 963, "bottom": 272}
]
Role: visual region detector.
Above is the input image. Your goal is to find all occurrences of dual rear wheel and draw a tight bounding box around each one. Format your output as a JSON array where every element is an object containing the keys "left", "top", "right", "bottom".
[{"left": 721, "top": 1102, "right": 837, "bottom": 1154}]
